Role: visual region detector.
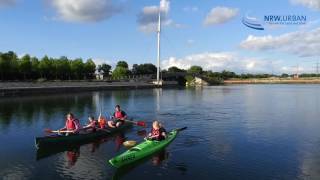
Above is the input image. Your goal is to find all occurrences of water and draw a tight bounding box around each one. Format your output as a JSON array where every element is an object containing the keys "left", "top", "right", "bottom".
[{"left": 0, "top": 85, "right": 320, "bottom": 180}]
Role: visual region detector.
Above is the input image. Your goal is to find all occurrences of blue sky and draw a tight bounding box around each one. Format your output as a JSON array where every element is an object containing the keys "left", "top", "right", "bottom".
[{"left": 0, "top": 0, "right": 320, "bottom": 74}]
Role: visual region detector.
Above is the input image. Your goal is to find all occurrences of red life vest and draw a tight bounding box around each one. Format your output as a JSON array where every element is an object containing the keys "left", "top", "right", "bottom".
[
  {"left": 98, "top": 117, "right": 107, "bottom": 128},
  {"left": 66, "top": 119, "right": 76, "bottom": 130},
  {"left": 151, "top": 128, "right": 161, "bottom": 137},
  {"left": 151, "top": 127, "right": 166, "bottom": 140},
  {"left": 115, "top": 111, "right": 125, "bottom": 119},
  {"left": 66, "top": 118, "right": 79, "bottom": 130}
]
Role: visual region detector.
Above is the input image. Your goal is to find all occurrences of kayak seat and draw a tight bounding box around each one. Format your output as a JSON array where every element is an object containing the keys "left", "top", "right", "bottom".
[{"left": 129, "top": 147, "right": 141, "bottom": 151}]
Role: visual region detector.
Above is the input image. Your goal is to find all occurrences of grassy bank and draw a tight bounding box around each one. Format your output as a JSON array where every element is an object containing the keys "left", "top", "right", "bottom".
[{"left": 224, "top": 77, "right": 320, "bottom": 84}]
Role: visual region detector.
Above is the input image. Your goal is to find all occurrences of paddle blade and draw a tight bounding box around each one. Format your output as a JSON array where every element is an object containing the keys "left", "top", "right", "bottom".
[
  {"left": 137, "top": 130, "right": 147, "bottom": 137},
  {"left": 136, "top": 121, "right": 146, "bottom": 127},
  {"left": 44, "top": 128, "right": 53, "bottom": 133},
  {"left": 177, "top": 127, "right": 187, "bottom": 131}
]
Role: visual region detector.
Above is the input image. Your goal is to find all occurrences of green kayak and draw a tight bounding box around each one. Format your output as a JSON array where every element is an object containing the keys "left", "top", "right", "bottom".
[{"left": 109, "top": 128, "right": 182, "bottom": 168}]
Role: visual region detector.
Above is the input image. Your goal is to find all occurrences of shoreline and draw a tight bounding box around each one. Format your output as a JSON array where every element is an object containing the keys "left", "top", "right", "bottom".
[
  {"left": 1, "top": 78, "right": 320, "bottom": 96},
  {"left": 224, "top": 78, "right": 320, "bottom": 84},
  {"left": 0, "top": 81, "right": 178, "bottom": 96}
]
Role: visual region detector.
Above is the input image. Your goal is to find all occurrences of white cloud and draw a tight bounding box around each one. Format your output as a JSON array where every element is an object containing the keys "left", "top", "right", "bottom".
[
  {"left": 92, "top": 58, "right": 113, "bottom": 66},
  {"left": 204, "top": 6, "right": 239, "bottom": 26},
  {"left": 240, "top": 27, "right": 320, "bottom": 57},
  {"left": 290, "top": 0, "right": 320, "bottom": 10},
  {"left": 137, "top": 0, "right": 180, "bottom": 33},
  {"left": 0, "top": 0, "right": 16, "bottom": 7},
  {"left": 161, "top": 52, "right": 281, "bottom": 73},
  {"left": 49, "top": 0, "right": 121, "bottom": 23}
]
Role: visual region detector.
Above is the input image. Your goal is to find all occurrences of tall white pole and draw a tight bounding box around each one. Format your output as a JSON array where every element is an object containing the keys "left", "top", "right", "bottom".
[{"left": 156, "top": 5, "right": 161, "bottom": 84}]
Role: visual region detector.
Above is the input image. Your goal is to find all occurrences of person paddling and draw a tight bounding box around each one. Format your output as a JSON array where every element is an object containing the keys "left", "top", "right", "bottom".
[
  {"left": 83, "top": 116, "right": 97, "bottom": 132},
  {"left": 108, "top": 105, "right": 127, "bottom": 128},
  {"left": 59, "top": 113, "right": 81, "bottom": 135},
  {"left": 98, "top": 115, "right": 107, "bottom": 129},
  {"left": 148, "top": 121, "right": 167, "bottom": 141}
]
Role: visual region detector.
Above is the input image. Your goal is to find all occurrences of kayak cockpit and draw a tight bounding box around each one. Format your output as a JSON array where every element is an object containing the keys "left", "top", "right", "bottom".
[{"left": 129, "top": 147, "right": 141, "bottom": 151}]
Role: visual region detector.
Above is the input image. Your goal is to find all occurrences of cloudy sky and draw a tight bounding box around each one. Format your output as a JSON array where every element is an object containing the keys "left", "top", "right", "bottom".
[{"left": 0, "top": 0, "right": 320, "bottom": 74}]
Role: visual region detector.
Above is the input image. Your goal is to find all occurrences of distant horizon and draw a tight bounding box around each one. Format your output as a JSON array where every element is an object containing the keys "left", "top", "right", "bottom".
[
  {"left": 1, "top": 0, "right": 320, "bottom": 74},
  {"left": 2, "top": 50, "right": 318, "bottom": 76}
]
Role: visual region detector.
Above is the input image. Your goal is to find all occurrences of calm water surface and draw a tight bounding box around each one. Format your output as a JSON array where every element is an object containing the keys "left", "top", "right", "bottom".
[{"left": 0, "top": 85, "right": 320, "bottom": 180}]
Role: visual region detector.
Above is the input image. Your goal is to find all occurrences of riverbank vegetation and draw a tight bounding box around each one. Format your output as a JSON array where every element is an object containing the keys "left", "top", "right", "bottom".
[
  {"left": 1, "top": 51, "right": 320, "bottom": 83},
  {"left": 0, "top": 51, "right": 157, "bottom": 81}
]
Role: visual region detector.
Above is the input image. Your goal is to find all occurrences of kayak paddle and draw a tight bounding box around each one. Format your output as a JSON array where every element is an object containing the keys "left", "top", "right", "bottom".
[
  {"left": 176, "top": 127, "right": 187, "bottom": 132},
  {"left": 124, "top": 119, "right": 146, "bottom": 127},
  {"left": 44, "top": 129, "right": 74, "bottom": 134}
]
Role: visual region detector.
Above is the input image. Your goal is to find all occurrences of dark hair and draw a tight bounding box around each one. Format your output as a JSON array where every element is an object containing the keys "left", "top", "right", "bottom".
[
  {"left": 67, "top": 113, "right": 74, "bottom": 118},
  {"left": 88, "top": 116, "right": 95, "bottom": 120},
  {"left": 115, "top": 105, "right": 120, "bottom": 108}
]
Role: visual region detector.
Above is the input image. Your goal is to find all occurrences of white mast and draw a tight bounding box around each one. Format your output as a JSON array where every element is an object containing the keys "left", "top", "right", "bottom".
[{"left": 156, "top": 1, "right": 161, "bottom": 84}]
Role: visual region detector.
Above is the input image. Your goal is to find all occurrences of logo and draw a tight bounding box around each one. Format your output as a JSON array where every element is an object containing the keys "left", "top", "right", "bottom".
[
  {"left": 242, "top": 14, "right": 264, "bottom": 30},
  {"left": 264, "top": 15, "right": 307, "bottom": 25},
  {"left": 242, "top": 13, "right": 307, "bottom": 30}
]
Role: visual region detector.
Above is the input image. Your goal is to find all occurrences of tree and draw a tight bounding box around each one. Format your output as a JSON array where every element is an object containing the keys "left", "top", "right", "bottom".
[
  {"left": 98, "top": 63, "right": 112, "bottom": 77},
  {"left": 55, "top": 56, "right": 70, "bottom": 80},
  {"left": 116, "top": 61, "right": 128, "bottom": 69},
  {"left": 71, "top": 58, "right": 84, "bottom": 79},
  {"left": 168, "top": 66, "right": 185, "bottom": 73},
  {"left": 132, "top": 63, "right": 157, "bottom": 75},
  {"left": 187, "top": 65, "right": 203, "bottom": 75},
  {"left": 19, "top": 54, "right": 32, "bottom": 79},
  {"left": 221, "top": 70, "right": 236, "bottom": 80},
  {"left": 0, "top": 51, "right": 19, "bottom": 80},
  {"left": 84, "top": 59, "right": 96, "bottom": 79},
  {"left": 38, "top": 55, "right": 52, "bottom": 79},
  {"left": 112, "top": 66, "right": 130, "bottom": 79},
  {"left": 0, "top": 53, "right": 7, "bottom": 80},
  {"left": 132, "top": 64, "right": 139, "bottom": 75},
  {"left": 30, "top": 57, "right": 40, "bottom": 79}
]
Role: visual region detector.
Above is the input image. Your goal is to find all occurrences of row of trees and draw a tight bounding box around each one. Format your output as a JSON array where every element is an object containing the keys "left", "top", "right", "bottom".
[
  {"left": 2, "top": 51, "right": 319, "bottom": 81},
  {"left": 100, "top": 61, "right": 157, "bottom": 79},
  {"left": 0, "top": 51, "right": 158, "bottom": 81},
  {"left": 0, "top": 51, "right": 96, "bottom": 80},
  {"left": 165, "top": 65, "right": 320, "bottom": 80}
]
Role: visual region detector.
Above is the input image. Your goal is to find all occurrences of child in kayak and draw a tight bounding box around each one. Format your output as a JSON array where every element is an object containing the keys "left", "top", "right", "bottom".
[
  {"left": 148, "top": 121, "right": 167, "bottom": 141},
  {"left": 108, "top": 105, "right": 127, "bottom": 128},
  {"left": 84, "top": 116, "right": 97, "bottom": 132},
  {"left": 59, "top": 113, "right": 81, "bottom": 135},
  {"left": 98, "top": 115, "right": 107, "bottom": 129}
]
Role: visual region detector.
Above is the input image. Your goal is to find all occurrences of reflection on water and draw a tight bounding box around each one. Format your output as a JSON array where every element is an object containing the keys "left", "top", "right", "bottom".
[
  {"left": 0, "top": 86, "right": 320, "bottom": 179},
  {"left": 112, "top": 149, "right": 170, "bottom": 180},
  {"left": 65, "top": 148, "right": 80, "bottom": 167}
]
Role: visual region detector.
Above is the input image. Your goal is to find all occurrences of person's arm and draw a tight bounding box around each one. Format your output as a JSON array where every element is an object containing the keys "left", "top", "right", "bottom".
[
  {"left": 111, "top": 113, "right": 115, "bottom": 120},
  {"left": 73, "top": 120, "right": 81, "bottom": 133},
  {"left": 161, "top": 128, "right": 167, "bottom": 138},
  {"left": 83, "top": 123, "right": 90, "bottom": 128},
  {"left": 162, "top": 132, "right": 167, "bottom": 138},
  {"left": 60, "top": 127, "right": 66, "bottom": 131},
  {"left": 122, "top": 111, "right": 127, "bottom": 120},
  {"left": 60, "top": 120, "right": 67, "bottom": 131}
]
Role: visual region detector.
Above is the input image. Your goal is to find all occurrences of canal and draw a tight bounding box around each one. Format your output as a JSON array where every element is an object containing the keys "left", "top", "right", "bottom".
[{"left": 0, "top": 85, "right": 319, "bottom": 179}]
